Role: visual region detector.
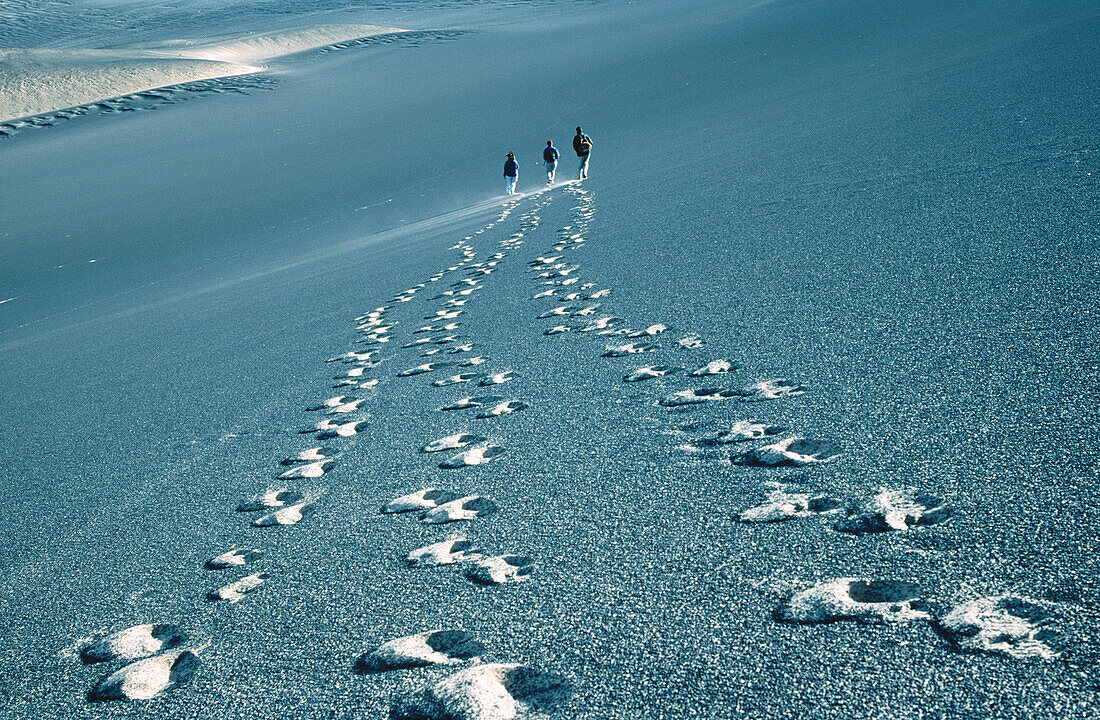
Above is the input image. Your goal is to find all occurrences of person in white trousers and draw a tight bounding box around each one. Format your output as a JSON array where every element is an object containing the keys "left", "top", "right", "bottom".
[
  {"left": 572, "top": 126, "right": 592, "bottom": 179},
  {"left": 503, "top": 152, "right": 518, "bottom": 195},
  {"left": 543, "top": 140, "right": 560, "bottom": 184}
]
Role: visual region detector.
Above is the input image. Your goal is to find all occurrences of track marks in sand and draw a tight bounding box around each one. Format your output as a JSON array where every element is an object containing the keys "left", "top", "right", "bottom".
[
  {"left": 207, "top": 572, "right": 270, "bottom": 603},
  {"left": 355, "top": 630, "right": 486, "bottom": 673},
  {"left": 391, "top": 663, "right": 572, "bottom": 720},
  {"left": 80, "top": 624, "right": 187, "bottom": 664},
  {"left": 777, "top": 579, "right": 930, "bottom": 624},
  {"left": 86, "top": 648, "right": 201, "bottom": 702}
]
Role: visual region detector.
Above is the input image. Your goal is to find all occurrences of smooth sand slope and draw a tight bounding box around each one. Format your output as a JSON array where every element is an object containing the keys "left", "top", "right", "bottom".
[{"left": 0, "top": 0, "right": 1097, "bottom": 718}]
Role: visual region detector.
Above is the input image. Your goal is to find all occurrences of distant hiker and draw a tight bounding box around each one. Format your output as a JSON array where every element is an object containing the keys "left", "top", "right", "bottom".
[
  {"left": 504, "top": 152, "right": 518, "bottom": 195},
  {"left": 573, "top": 126, "right": 592, "bottom": 179},
  {"left": 543, "top": 140, "right": 560, "bottom": 184}
]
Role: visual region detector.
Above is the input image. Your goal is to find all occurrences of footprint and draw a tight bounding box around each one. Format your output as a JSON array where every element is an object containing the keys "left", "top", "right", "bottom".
[
  {"left": 460, "top": 356, "right": 488, "bottom": 367},
  {"left": 476, "top": 400, "right": 527, "bottom": 418},
  {"left": 328, "top": 398, "right": 367, "bottom": 414},
  {"left": 936, "top": 595, "right": 1059, "bottom": 659},
  {"left": 422, "top": 496, "right": 499, "bottom": 524},
  {"left": 776, "top": 579, "right": 929, "bottom": 624},
  {"left": 237, "top": 489, "right": 304, "bottom": 512},
  {"left": 317, "top": 420, "right": 366, "bottom": 439},
  {"left": 588, "top": 289, "right": 611, "bottom": 299},
  {"left": 580, "top": 316, "right": 623, "bottom": 332},
  {"left": 697, "top": 421, "right": 787, "bottom": 445},
  {"left": 205, "top": 548, "right": 264, "bottom": 569},
  {"left": 440, "top": 445, "right": 505, "bottom": 469},
  {"left": 659, "top": 387, "right": 739, "bottom": 407},
  {"left": 382, "top": 488, "right": 461, "bottom": 514},
  {"left": 354, "top": 630, "right": 486, "bottom": 673},
  {"left": 406, "top": 539, "right": 483, "bottom": 567},
  {"left": 738, "top": 486, "right": 842, "bottom": 522},
  {"left": 307, "top": 396, "right": 349, "bottom": 411},
  {"left": 279, "top": 447, "right": 335, "bottom": 465},
  {"left": 479, "top": 371, "right": 513, "bottom": 386},
  {"left": 539, "top": 306, "right": 574, "bottom": 319},
  {"left": 399, "top": 363, "right": 450, "bottom": 377},
  {"left": 252, "top": 502, "right": 314, "bottom": 527},
  {"left": 678, "top": 334, "right": 706, "bottom": 349},
  {"left": 627, "top": 324, "right": 667, "bottom": 338},
  {"left": 603, "top": 342, "right": 657, "bottom": 357},
  {"left": 834, "top": 489, "right": 951, "bottom": 535},
  {"left": 689, "top": 360, "right": 735, "bottom": 376},
  {"left": 623, "top": 365, "right": 680, "bottom": 382},
  {"left": 447, "top": 343, "right": 475, "bottom": 354},
  {"left": 737, "top": 379, "right": 805, "bottom": 401},
  {"left": 279, "top": 459, "right": 334, "bottom": 479},
  {"left": 432, "top": 373, "right": 480, "bottom": 387},
  {"left": 391, "top": 664, "right": 572, "bottom": 720},
  {"left": 731, "top": 438, "right": 841, "bottom": 467},
  {"left": 439, "top": 395, "right": 505, "bottom": 411},
  {"left": 466, "top": 555, "right": 536, "bottom": 585},
  {"left": 207, "top": 572, "right": 269, "bottom": 603},
  {"left": 80, "top": 624, "right": 187, "bottom": 664},
  {"left": 534, "top": 289, "right": 558, "bottom": 299},
  {"left": 545, "top": 326, "right": 571, "bottom": 335},
  {"left": 86, "top": 648, "right": 200, "bottom": 702},
  {"left": 422, "top": 433, "right": 487, "bottom": 453}
]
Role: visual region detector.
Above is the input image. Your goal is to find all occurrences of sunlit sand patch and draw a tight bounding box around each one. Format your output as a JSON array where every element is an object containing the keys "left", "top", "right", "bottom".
[
  {"left": 406, "top": 538, "right": 484, "bottom": 567},
  {"left": 391, "top": 663, "right": 572, "bottom": 720},
  {"left": 467, "top": 555, "right": 535, "bottom": 585},
  {"left": 355, "top": 630, "right": 486, "bottom": 673},
  {"left": 86, "top": 648, "right": 200, "bottom": 702},
  {"left": 80, "top": 624, "right": 186, "bottom": 664},
  {"left": 835, "top": 489, "right": 951, "bottom": 535},
  {"left": 422, "top": 496, "right": 499, "bottom": 524},
  {"left": 623, "top": 365, "right": 680, "bottom": 382},
  {"left": 205, "top": 548, "right": 264, "bottom": 569},
  {"left": 207, "top": 572, "right": 269, "bottom": 603},
  {"left": 731, "top": 438, "right": 841, "bottom": 467},
  {"left": 476, "top": 400, "right": 527, "bottom": 418},
  {"left": 440, "top": 444, "right": 505, "bottom": 469},
  {"left": 777, "top": 579, "right": 929, "bottom": 624},
  {"left": 689, "top": 360, "right": 735, "bottom": 376},
  {"left": 937, "top": 595, "right": 1059, "bottom": 659}
]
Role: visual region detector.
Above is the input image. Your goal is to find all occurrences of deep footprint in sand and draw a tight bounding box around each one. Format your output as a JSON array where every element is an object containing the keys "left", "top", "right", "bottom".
[
  {"left": 422, "top": 496, "right": 499, "bottom": 524},
  {"left": 399, "top": 362, "right": 451, "bottom": 377},
  {"left": 738, "top": 485, "right": 842, "bottom": 522},
  {"left": 731, "top": 438, "right": 841, "bottom": 466},
  {"left": 280, "top": 459, "right": 334, "bottom": 479},
  {"left": 603, "top": 342, "right": 658, "bottom": 357},
  {"left": 466, "top": 555, "right": 536, "bottom": 585},
  {"left": 777, "top": 579, "right": 929, "bottom": 624},
  {"left": 660, "top": 387, "right": 740, "bottom": 407},
  {"left": 80, "top": 624, "right": 187, "bottom": 664},
  {"left": 279, "top": 447, "right": 336, "bottom": 465},
  {"left": 697, "top": 421, "right": 787, "bottom": 445},
  {"left": 237, "top": 488, "right": 304, "bottom": 512},
  {"left": 476, "top": 400, "right": 527, "bottom": 418},
  {"left": 624, "top": 365, "right": 680, "bottom": 382},
  {"left": 440, "top": 444, "right": 505, "bottom": 468},
  {"left": 835, "top": 489, "right": 951, "bottom": 534},
  {"left": 545, "top": 325, "right": 571, "bottom": 335},
  {"left": 382, "top": 488, "right": 461, "bottom": 514},
  {"left": 406, "top": 538, "right": 484, "bottom": 567},
  {"left": 627, "top": 323, "right": 667, "bottom": 338},
  {"left": 689, "top": 360, "right": 735, "bottom": 376},
  {"left": 86, "top": 648, "right": 200, "bottom": 702},
  {"left": 422, "top": 433, "right": 487, "bottom": 453},
  {"left": 737, "top": 379, "right": 805, "bottom": 401},
  {"left": 678, "top": 334, "right": 706, "bottom": 349},
  {"left": 479, "top": 371, "right": 513, "bottom": 386},
  {"left": 439, "top": 395, "right": 505, "bottom": 411},
  {"left": 317, "top": 420, "right": 367, "bottom": 439},
  {"left": 391, "top": 663, "right": 572, "bottom": 720},
  {"left": 432, "top": 373, "right": 480, "bottom": 387},
  {"left": 205, "top": 548, "right": 264, "bottom": 569},
  {"left": 253, "top": 501, "right": 314, "bottom": 527},
  {"left": 354, "top": 630, "right": 486, "bottom": 673},
  {"left": 936, "top": 595, "right": 1060, "bottom": 659},
  {"left": 207, "top": 572, "right": 269, "bottom": 603}
]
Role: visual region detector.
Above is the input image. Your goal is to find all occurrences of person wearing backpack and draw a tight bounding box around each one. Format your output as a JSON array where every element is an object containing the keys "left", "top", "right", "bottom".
[
  {"left": 572, "top": 126, "right": 592, "bottom": 179},
  {"left": 503, "top": 152, "right": 518, "bottom": 195},
  {"left": 543, "top": 140, "right": 560, "bottom": 184}
]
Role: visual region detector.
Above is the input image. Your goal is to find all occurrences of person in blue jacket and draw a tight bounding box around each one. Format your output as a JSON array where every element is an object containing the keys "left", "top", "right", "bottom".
[
  {"left": 543, "top": 140, "right": 560, "bottom": 184},
  {"left": 504, "top": 152, "right": 518, "bottom": 195}
]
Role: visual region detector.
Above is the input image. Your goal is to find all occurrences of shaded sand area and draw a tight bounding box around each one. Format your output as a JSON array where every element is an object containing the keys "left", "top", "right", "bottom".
[{"left": 1, "top": 0, "right": 1099, "bottom": 718}]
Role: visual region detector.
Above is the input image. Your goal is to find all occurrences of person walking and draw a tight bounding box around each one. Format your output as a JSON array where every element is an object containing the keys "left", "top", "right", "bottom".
[
  {"left": 543, "top": 140, "right": 560, "bottom": 184},
  {"left": 572, "top": 126, "right": 592, "bottom": 179},
  {"left": 503, "top": 152, "right": 518, "bottom": 195}
]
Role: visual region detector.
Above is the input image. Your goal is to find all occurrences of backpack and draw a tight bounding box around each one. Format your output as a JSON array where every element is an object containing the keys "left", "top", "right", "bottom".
[
  {"left": 578, "top": 135, "right": 592, "bottom": 154},
  {"left": 544, "top": 146, "right": 558, "bottom": 162}
]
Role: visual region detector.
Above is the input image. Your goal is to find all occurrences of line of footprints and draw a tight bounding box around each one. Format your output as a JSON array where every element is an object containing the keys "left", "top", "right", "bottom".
[{"left": 73, "top": 184, "right": 1065, "bottom": 712}]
